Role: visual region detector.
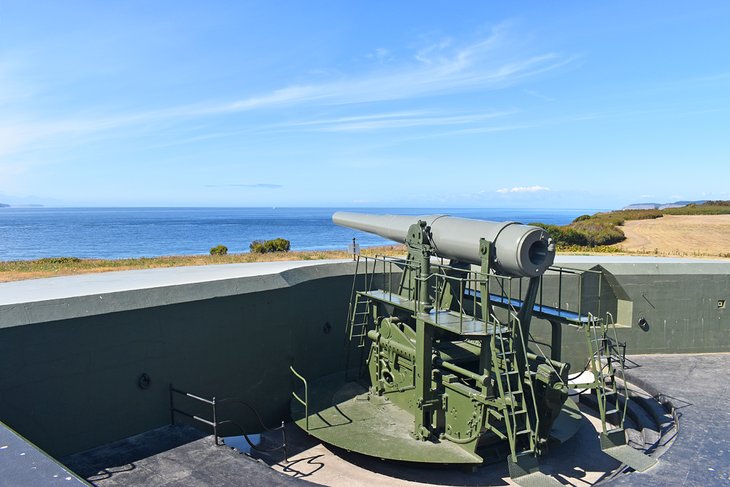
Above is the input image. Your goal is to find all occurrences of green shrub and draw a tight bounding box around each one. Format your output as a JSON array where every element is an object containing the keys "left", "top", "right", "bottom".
[
  {"left": 664, "top": 202, "right": 730, "bottom": 215},
  {"left": 572, "top": 214, "right": 592, "bottom": 223},
  {"left": 266, "top": 238, "right": 290, "bottom": 252},
  {"left": 249, "top": 238, "right": 291, "bottom": 253},
  {"left": 531, "top": 223, "right": 589, "bottom": 246},
  {"left": 533, "top": 221, "right": 624, "bottom": 247},
  {"left": 210, "top": 244, "right": 228, "bottom": 255},
  {"left": 249, "top": 240, "right": 266, "bottom": 253},
  {"left": 571, "top": 220, "right": 625, "bottom": 246}
]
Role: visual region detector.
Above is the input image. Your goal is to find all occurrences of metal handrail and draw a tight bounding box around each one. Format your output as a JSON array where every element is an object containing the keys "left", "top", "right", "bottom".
[
  {"left": 169, "top": 385, "right": 287, "bottom": 457},
  {"left": 290, "top": 365, "right": 309, "bottom": 431},
  {"left": 170, "top": 386, "right": 220, "bottom": 443},
  {"left": 216, "top": 397, "right": 287, "bottom": 455}
]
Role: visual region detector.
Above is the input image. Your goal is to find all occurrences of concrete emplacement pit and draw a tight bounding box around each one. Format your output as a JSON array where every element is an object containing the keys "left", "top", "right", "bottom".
[{"left": 61, "top": 377, "right": 676, "bottom": 487}]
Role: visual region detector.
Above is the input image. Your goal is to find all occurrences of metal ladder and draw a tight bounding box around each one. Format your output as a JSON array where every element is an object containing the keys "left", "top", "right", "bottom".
[
  {"left": 586, "top": 314, "right": 624, "bottom": 432},
  {"left": 585, "top": 314, "right": 657, "bottom": 472},
  {"left": 492, "top": 319, "right": 565, "bottom": 487},
  {"left": 347, "top": 292, "right": 373, "bottom": 348},
  {"left": 491, "top": 322, "right": 537, "bottom": 461},
  {"left": 344, "top": 291, "right": 374, "bottom": 380}
]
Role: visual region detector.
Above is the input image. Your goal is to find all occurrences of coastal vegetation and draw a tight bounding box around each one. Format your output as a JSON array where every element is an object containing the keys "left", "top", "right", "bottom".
[
  {"left": 209, "top": 244, "right": 228, "bottom": 255},
  {"left": 662, "top": 200, "right": 730, "bottom": 215},
  {"left": 0, "top": 245, "right": 404, "bottom": 282},
  {"left": 532, "top": 201, "right": 730, "bottom": 251},
  {"left": 249, "top": 238, "right": 291, "bottom": 253}
]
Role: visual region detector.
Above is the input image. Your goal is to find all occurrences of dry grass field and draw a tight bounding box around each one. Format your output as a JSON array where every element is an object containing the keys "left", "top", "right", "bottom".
[
  {"left": 3, "top": 214, "right": 729, "bottom": 283},
  {"left": 0, "top": 245, "right": 405, "bottom": 283},
  {"left": 615, "top": 214, "right": 730, "bottom": 257}
]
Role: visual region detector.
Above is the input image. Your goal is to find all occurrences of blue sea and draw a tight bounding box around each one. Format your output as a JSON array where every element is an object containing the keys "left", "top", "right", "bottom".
[{"left": 0, "top": 207, "right": 602, "bottom": 261}]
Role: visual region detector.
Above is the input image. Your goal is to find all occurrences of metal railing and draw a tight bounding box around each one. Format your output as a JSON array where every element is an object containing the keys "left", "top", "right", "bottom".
[
  {"left": 348, "top": 255, "right": 606, "bottom": 336},
  {"left": 289, "top": 366, "right": 309, "bottom": 431},
  {"left": 169, "top": 385, "right": 287, "bottom": 456},
  {"left": 538, "top": 265, "right": 604, "bottom": 324}
]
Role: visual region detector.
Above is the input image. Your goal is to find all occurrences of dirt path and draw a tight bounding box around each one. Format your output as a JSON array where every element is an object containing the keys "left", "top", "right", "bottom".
[{"left": 616, "top": 214, "right": 730, "bottom": 257}]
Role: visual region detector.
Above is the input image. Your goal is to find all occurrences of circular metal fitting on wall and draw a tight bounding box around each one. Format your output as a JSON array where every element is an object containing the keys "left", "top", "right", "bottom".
[{"left": 138, "top": 373, "right": 151, "bottom": 390}]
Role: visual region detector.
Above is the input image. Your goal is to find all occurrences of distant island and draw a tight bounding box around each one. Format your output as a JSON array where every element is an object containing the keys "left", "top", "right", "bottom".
[
  {"left": 0, "top": 203, "right": 9, "bottom": 208},
  {"left": 623, "top": 200, "right": 707, "bottom": 210}
]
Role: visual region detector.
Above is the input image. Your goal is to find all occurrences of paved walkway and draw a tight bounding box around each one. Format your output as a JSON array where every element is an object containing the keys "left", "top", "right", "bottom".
[{"left": 608, "top": 353, "right": 730, "bottom": 486}]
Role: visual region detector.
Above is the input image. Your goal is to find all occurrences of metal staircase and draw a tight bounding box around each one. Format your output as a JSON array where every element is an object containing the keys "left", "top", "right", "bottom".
[
  {"left": 344, "top": 290, "right": 375, "bottom": 380},
  {"left": 584, "top": 314, "right": 657, "bottom": 472},
  {"left": 347, "top": 292, "right": 373, "bottom": 349},
  {"left": 491, "top": 323, "right": 537, "bottom": 461}
]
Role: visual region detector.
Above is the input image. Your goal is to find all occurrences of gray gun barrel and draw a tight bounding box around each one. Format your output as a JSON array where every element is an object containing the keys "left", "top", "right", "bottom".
[{"left": 333, "top": 212, "right": 555, "bottom": 277}]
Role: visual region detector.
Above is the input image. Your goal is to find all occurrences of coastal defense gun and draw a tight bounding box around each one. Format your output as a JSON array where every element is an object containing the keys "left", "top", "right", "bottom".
[
  {"left": 290, "top": 212, "right": 655, "bottom": 485},
  {"left": 332, "top": 212, "right": 556, "bottom": 277}
]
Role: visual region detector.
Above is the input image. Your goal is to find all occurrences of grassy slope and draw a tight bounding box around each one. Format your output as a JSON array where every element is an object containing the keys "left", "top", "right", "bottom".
[
  {"left": 533, "top": 201, "right": 730, "bottom": 253},
  {"left": 616, "top": 215, "right": 730, "bottom": 258}
]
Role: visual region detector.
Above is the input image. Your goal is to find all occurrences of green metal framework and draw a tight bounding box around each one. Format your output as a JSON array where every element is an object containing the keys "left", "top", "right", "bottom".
[{"left": 291, "top": 220, "right": 655, "bottom": 482}]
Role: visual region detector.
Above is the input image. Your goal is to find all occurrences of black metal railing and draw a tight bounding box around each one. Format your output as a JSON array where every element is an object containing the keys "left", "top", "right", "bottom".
[{"left": 169, "top": 385, "right": 287, "bottom": 457}]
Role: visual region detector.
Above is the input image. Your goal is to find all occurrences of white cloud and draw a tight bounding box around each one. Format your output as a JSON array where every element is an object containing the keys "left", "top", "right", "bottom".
[
  {"left": 204, "top": 183, "right": 282, "bottom": 189},
  {"left": 284, "top": 110, "right": 516, "bottom": 132},
  {"left": 0, "top": 23, "right": 574, "bottom": 160},
  {"left": 525, "top": 89, "right": 554, "bottom": 102},
  {"left": 366, "top": 48, "right": 393, "bottom": 64},
  {"left": 415, "top": 38, "right": 454, "bottom": 65},
  {"left": 497, "top": 185, "right": 551, "bottom": 194},
  {"left": 211, "top": 25, "right": 572, "bottom": 112}
]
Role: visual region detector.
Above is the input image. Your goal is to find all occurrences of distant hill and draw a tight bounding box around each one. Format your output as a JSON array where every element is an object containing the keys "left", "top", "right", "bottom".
[
  {"left": 0, "top": 203, "right": 44, "bottom": 208},
  {"left": 624, "top": 200, "right": 707, "bottom": 210}
]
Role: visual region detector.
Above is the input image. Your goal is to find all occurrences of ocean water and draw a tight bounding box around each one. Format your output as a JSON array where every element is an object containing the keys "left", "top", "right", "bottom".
[{"left": 0, "top": 207, "right": 601, "bottom": 261}]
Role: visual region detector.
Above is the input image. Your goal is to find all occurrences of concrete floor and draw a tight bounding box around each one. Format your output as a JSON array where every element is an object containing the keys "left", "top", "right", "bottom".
[
  {"left": 64, "top": 401, "right": 623, "bottom": 487},
  {"left": 606, "top": 353, "right": 730, "bottom": 487},
  {"left": 61, "top": 353, "right": 730, "bottom": 487},
  {"left": 62, "top": 424, "right": 299, "bottom": 487}
]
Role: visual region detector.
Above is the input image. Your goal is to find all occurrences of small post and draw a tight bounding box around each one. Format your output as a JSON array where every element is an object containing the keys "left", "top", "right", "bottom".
[
  {"left": 212, "top": 396, "right": 219, "bottom": 446},
  {"left": 169, "top": 384, "right": 175, "bottom": 426},
  {"left": 349, "top": 237, "right": 360, "bottom": 261}
]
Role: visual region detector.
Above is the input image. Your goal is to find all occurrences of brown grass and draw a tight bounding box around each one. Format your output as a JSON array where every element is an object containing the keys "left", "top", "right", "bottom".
[
  {"left": 0, "top": 245, "right": 406, "bottom": 283},
  {"left": 611, "top": 214, "right": 730, "bottom": 258}
]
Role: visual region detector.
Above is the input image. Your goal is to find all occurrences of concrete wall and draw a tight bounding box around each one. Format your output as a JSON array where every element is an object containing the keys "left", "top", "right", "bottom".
[{"left": 0, "top": 262, "right": 357, "bottom": 458}]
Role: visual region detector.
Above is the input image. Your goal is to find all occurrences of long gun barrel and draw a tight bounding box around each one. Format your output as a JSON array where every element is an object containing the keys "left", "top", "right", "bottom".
[{"left": 333, "top": 212, "right": 555, "bottom": 277}]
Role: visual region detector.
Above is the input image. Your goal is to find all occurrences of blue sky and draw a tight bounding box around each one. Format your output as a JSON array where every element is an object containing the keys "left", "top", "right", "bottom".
[{"left": 1, "top": 1, "right": 729, "bottom": 208}]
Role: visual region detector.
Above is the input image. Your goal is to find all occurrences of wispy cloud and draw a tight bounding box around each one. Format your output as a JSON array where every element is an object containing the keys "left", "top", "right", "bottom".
[
  {"left": 282, "top": 110, "right": 516, "bottom": 132},
  {"left": 366, "top": 48, "right": 393, "bottom": 64},
  {"left": 525, "top": 89, "right": 554, "bottom": 102},
  {"left": 213, "top": 48, "right": 571, "bottom": 112},
  {"left": 497, "top": 185, "right": 550, "bottom": 194},
  {"left": 0, "top": 23, "right": 574, "bottom": 159},
  {"left": 204, "top": 183, "right": 283, "bottom": 189},
  {"left": 200, "top": 23, "right": 571, "bottom": 115}
]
